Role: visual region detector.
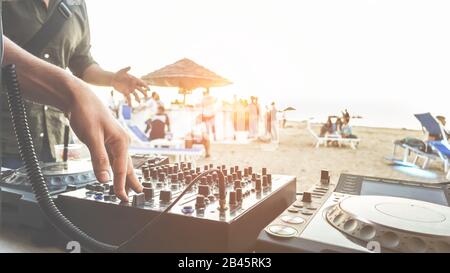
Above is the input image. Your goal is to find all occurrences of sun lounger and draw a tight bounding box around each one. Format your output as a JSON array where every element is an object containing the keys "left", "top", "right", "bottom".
[
  {"left": 119, "top": 104, "right": 205, "bottom": 162},
  {"left": 306, "top": 119, "right": 360, "bottom": 149},
  {"left": 390, "top": 113, "right": 449, "bottom": 177}
]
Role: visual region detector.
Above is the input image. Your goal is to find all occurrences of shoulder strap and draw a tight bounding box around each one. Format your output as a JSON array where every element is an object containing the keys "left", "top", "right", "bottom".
[{"left": 23, "top": 0, "right": 74, "bottom": 57}]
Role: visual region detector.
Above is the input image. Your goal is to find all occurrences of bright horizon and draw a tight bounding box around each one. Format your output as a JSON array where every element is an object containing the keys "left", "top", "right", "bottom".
[{"left": 87, "top": 0, "right": 450, "bottom": 129}]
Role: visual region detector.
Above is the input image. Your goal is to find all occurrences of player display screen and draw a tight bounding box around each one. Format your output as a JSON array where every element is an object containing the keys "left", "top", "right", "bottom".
[{"left": 360, "top": 180, "right": 448, "bottom": 206}]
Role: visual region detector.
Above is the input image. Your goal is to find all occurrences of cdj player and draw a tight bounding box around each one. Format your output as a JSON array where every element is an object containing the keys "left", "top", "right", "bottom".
[{"left": 256, "top": 171, "right": 450, "bottom": 253}]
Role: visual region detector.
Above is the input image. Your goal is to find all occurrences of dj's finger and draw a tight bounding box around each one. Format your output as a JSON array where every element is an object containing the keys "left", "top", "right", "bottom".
[
  {"left": 136, "top": 85, "right": 148, "bottom": 97},
  {"left": 110, "top": 140, "right": 129, "bottom": 202},
  {"left": 126, "top": 94, "right": 132, "bottom": 106},
  {"left": 88, "top": 138, "right": 111, "bottom": 183},
  {"left": 132, "top": 91, "right": 141, "bottom": 103},
  {"left": 126, "top": 156, "right": 142, "bottom": 194}
]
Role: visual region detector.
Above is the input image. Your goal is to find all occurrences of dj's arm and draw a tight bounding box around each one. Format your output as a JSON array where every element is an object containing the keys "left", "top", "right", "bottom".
[
  {"left": 2, "top": 36, "right": 142, "bottom": 201},
  {"left": 82, "top": 64, "right": 148, "bottom": 106}
]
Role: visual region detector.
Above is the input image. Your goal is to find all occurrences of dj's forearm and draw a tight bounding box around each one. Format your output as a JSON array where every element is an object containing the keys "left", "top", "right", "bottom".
[
  {"left": 2, "top": 36, "right": 78, "bottom": 113},
  {"left": 81, "top": 63, "right": 115, "bottom": 87}
]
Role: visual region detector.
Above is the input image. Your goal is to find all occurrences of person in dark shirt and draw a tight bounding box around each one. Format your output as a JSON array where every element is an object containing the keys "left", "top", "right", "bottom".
[{"left": 145, "top": 106, "right": 171, "bottom": 141}]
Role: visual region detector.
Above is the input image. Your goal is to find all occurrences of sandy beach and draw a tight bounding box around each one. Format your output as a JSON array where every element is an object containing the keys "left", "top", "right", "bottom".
[{"left": 197, "top": 121, "right": 448, "bottom": 192}]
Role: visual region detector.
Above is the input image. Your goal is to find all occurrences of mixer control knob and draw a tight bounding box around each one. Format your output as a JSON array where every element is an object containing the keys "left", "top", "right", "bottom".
[
  {"left": 195, "top": 195, "right": 206, "bottom": 208},
  {"left": 237, "top": 170, "right": 242, "bottom": 180},
  {"left": 236, "top": 188, "right": 243, "bottom": 202},
  {"left": 200, "top": 177, "right": 207, "bottom": 185},
  {"left": 302, "top": 192, "right": 312, "bottom": 203},
  {"left": 255, "top": 179, "right": 262, "bottom": 192},
  {"left": 244, "top": 168, "right": 249, "bottom": 177},
  {"left": 143, "top": 187, "right": 154, "bottom": 201},
  {"left": 159, "top": 173, "right": 166, "bottom": 182},
  {"left": 267, "top": 174, "right": 272, "bottom": 185},
  {"left": 171, "top": 174, "right": 177, "bottom": 183},
  {"left": 262, "top": 176, "right": 268, "bottom": 187},
  {"left": 320, "top": 170, "right": 330, "bottom": 185},
  {"left": 185, "top": 175, "right": 192, "bottom": 185},
  {"left": 234, "top": 180, "right": 241, "bottom": 189},
  {"left": 248, "top": 166, "right": 253, "bottom": 175},
  {"left": 159, "top": 190, "right": 172, "bottom": 203},
  {"left": 206, "top": 175, "right": 213, "bottom": 185},
  {"left": 262, "top": 168, "right": 267, "bottom": 175},
  {"left": 178, "top": 172, "right": 184, "bottom": 181},
  {"left": 142, "top": 182, "right": 152, "bottom": 188},
  {"left": 229, "top": 191, "right": 237, "bottom": 205}
]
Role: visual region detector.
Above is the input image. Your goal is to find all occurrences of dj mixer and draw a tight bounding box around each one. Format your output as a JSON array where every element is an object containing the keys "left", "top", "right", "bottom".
[{"left": 57, "top": 163, "right": 296, "bottom": 252}]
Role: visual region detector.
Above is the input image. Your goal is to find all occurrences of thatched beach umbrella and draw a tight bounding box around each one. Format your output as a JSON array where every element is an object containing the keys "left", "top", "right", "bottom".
[
  {"left": 142, "top": 58, "right": 232, "bottom": 103},
  {"left": 283, "top": 106, "right": 296, "bottom": 112}
]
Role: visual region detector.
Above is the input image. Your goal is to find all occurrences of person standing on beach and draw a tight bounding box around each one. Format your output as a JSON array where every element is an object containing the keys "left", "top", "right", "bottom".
[
  {"left": 270, "top": 102, "right": 278, "bottom": 141},
  {"left": 200, "top": 88, "right": 217, "bottom": 141},
  {"left": 248, "top": 96, "right": 260, "bottom": 138}
]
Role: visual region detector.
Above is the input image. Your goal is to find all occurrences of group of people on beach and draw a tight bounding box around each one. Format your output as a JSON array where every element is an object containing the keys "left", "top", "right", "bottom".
[
  {"left": 232, "top": 96, "right": 279, "bottom": 141},
  {"left": 319, "top": 110, "right": 358, "bottom": 140}
]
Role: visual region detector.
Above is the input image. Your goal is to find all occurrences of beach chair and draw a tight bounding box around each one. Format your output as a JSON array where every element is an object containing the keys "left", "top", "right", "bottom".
[
  {"left": 391, "top": 113, "right": 449, "bottom": 176},
  {"left": 119, "top": 104, "right": 205, "bottom": 162},
  {"left": 306, "top": 119, "right": 360, "bottom": 149}
]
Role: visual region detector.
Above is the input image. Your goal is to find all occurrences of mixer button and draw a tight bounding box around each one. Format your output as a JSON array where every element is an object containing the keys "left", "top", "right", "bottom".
[
  {"left": 132, "top": 193, "right": 146, "bottom": 207},
  {"left": 288, "top": 207, "right": 300, "bottom": 213},
  {"left": 94, "top": 192, "right": 103, "bottom": 200},
  {"left": 171, "top": 184, "right": 179, "bottom": 191},
  {"left": 143, "top": 187, "right": 154, "bottom": 201},
  {"left": 198, "top": 185, "right": 210, "bottom": 197},
  {"left": 293, "top": 202, "right": 303, "bottom": 208},
  {"left": 95, "top": 185, "right": 105, "bottom": 192},
  {"left": 182, "top": 205, "right": 194, "bottom": 214},
  {"left": 281, "top": 215, "right": 305, "bottom": 224},
  {"left": 195, "top": 195, "right": 206, "bottom": 208},
  {"left": 302, "top": 192, "right": 312, "bottom": 203},
  {"left": 159, "top": 190, "right": 172, "bottom": 203},
  {"left": 301, "top": 210, "right": 313, "bottom": 216},
  {"left": 266, "top": 225, "right": 298, "bottom": 238}
]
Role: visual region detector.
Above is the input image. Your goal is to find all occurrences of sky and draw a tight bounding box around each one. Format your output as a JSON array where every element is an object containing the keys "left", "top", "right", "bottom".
[{"left": 86, "top": 0, "right": 450, "bottom": 129}]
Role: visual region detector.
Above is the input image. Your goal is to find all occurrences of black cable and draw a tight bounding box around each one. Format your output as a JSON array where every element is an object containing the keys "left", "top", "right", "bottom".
[
  {"left": 117, "top": 168, "right": 225, "bottom": 251},
  {"left": 3, "top": 64, "right": 116, "bottom": 253}
]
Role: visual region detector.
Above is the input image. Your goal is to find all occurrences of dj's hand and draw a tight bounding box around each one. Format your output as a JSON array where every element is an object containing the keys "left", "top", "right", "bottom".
[
  {"left": 111, "top": 66, "right": 148, "bottom": 106},
  {"left": 68, "top": 83, "right": 143, "bottom": 201},
  {"left": 3, "top": 37, "right": 142, "bottom": 201}
]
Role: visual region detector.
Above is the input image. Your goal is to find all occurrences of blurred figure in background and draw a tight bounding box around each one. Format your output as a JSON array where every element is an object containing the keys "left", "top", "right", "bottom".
[
  {"left": 146, "top": 91, "right": 164, "bottom": 115},
  {"left": 248, "top": 96, "right": 260, "bottom": 138},
  {"left": 200, "top": 88, "right": 217, "bottom": 141},
  {"left": 185, "top": 115, "right": 211, "bottom": 158},
  {"left": 270, "top": 102, "right": 278, "bottom": 141},
  {"left": 341, "top": 116, "right": 357, "bottom": 139},
  {"left": 265, "top": 105, "right": 272, "bottom": 137},
  {"left": 435, "top": 115, "right": 450, "bottom": 141},
  {"left": 145, "top": 106, "right": 171, "bottom": 141}
]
